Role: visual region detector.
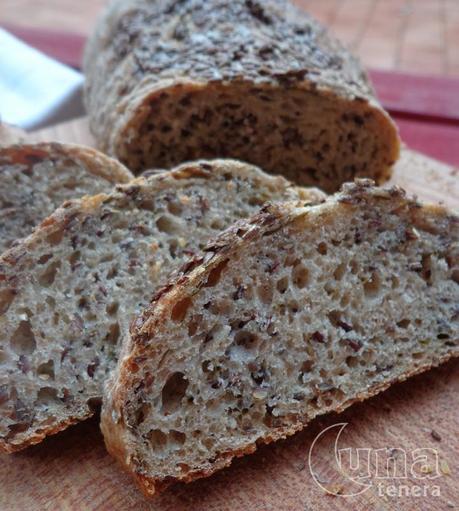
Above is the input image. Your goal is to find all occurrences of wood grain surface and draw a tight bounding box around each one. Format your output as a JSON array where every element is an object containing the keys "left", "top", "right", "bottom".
[{"left": 1, "top": 119, "right": 458, "bottom": 510}]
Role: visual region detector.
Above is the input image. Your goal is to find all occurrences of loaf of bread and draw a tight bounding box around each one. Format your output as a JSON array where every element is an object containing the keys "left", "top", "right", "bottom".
[
  {"left": 0, "top": 123, "right": 26, "bottom": 147},
  {"left": 0, "top": 160, "right": 323, "bottom": 452},
  {"left": 101, "top": 180, "right": 458, "bottom": 496},
  {"left": 0, "top": 143, "right": 133, "bottom": 254},
  {"left": 84, "top": 0, "right": 400, "bottom": 192}
]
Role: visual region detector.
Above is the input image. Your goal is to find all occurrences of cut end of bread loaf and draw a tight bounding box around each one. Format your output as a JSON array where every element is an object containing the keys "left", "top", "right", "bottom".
[
  {"left": 115, "top": 81, "right": 399, "bottom": 193},
  {"left": 0, "top": 159, "right": 323, "bottom": 452},
  {"left": 101, "top": 180, "right": 458, "bottom": 496},
  {"left": 0, "top": 142, "right": 133, "bottom": 253},
  {"left": 84, "top": 0, "right": 400, "bottom": 192}
]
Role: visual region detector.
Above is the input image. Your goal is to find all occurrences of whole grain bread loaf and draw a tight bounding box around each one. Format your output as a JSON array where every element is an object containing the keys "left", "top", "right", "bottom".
[
  {"left": 101, "top": 180, "right": 458, "bottom": 497},
  {"left": 0, "top": 160, "right": 323, "bottom": 453},
  {"left": 0, "top": 143, "right": 133, "bottom": 253},
  {"left": 0, "top": 123, "right": 26, "bottom": 147},
  {"left": 84, "top": 0, "right": 400, "bottom": 192}
]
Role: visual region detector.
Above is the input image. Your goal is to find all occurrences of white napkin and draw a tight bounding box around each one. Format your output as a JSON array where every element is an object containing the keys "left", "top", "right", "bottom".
[{"left": 0, "top": 28, "right": 84, "bottom": 130}]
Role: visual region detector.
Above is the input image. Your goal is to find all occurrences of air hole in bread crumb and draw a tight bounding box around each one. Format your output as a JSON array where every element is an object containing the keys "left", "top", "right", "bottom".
[
  {"left": 205, "top": 260, "right": 229, "bottom": 287},
  {"left": 420, "top": 254, "right": 433, "bottom": 284},
  {"left": 292, "top": 264, "right": 309, "bottom": 288},
  {"left": 345, "top": 356, "right": 358, "bottom": 368},
  {"left": 333, "top": 262, "right": 346, "bottom": 281},
  {"left": 37, "top": 360, "right": 55, "bottom": 381},
  {"left": 156, "top": 215, "right": 181, "bottom": 234},
  {"left": 161, "top": 372, "right": 188, "bottom": 414},
  {"left": 171, "top": 297, "right": 192, "bottom": 322},
  {"left": 38, "top": 261, "right": 61, "bottom": 286},
  {"left": 46, "top": 229, "right": 64, "bottom": 245},
  {"left": 170, "top": 430, "right": 186, "bottom": 447},
  {"left": 397, "top": 319, "right": 410, "bottom": 329},
  {"left": 0, "top": 289, "right": 16, "bottom": 315},
  {"left": 167, "top": 201, "right": 183, "bottom": 216},
  {"left": 37, "top": 254, "right": 53, "bottom": 265},
  {"left": 340, "top": 292, "right": 350, "bottom": 307},
  {"left": 135, "top": 402, "right": 151, "bottom": 425},
  {"left": 317, "top": 242, "right": 328, "bottom": 255},
  {"left": 36, "top": 387, "right": 59, "bottom": 405},
  {"left": 106, "top": 323, "right": 120, "bottom": 345},
  {"left": 107, "top": 266, "right": 118, "bottom": 279},
  {"left": 363, "top": 271, "right": 382, "bottom": 298},
  {"left": 276, "top": 276, "right": 289, "bottom": 294},
  {"left": 234, "top": 331, "right": 259, "bottom": 351},
  {"left": 188, "top": 316, "right": 202, "bottom": 336},
  {"left": 106, "top": 302, "right": 119, "bottom": 316},
  {"left": 11, "top": 320, "right": 36, "bottom": 355}
]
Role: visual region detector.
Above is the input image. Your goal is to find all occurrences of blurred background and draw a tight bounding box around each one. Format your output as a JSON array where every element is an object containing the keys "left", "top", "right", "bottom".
[{"left": 1, "top": 0, "right": 458, "bottom": 75}]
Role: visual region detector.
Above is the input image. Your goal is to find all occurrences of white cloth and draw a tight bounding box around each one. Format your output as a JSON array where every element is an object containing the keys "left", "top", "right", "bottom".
[{"left": 0, "top": 28, "right": 84, "bottom": 130}]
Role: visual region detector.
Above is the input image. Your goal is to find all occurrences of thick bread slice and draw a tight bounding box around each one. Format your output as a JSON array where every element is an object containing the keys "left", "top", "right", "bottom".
[
  {"left": 0, "top": 160, "right": 323, "bottom": 452},
  {"left": 0, "top": 123, "right": 26, "bottom": 147},
  {"left": 84, "top": 0, "right": 400, "bottom": 192},
  {"left": 101, "top": 180, "right": 458, "bottom": 497},
  {"left": 0, "top": 143, "right": 133, "bottom": 253}
]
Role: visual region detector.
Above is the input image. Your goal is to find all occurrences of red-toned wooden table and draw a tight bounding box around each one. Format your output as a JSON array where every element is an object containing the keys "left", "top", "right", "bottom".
[{"left": 3, "top": 24, "right": 459, "bottom": 167}]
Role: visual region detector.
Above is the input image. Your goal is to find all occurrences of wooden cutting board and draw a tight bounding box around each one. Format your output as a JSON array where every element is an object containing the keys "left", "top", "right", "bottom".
[{"left": 1, "top": 118, "right": 458, "bottom": 511}]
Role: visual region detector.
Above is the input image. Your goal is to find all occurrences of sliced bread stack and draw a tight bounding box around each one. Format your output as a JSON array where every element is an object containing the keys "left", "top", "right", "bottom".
[
  {"left": 0, "top": 143, "right": 133, "bottom": 253},
  {"left": 101, "top": 180, "right": 459, "bottom": 496},
  {"left": 0, "top": 160, "right": 323, "bottom": 452}
]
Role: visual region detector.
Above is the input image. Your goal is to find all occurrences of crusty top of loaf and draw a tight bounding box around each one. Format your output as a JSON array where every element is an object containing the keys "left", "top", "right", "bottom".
[
  {"left": 0, "top": 142, "right": 133, "bottom": 185},
  {"left": 87, "top": 0, "right": 372, "bottom": 96}
]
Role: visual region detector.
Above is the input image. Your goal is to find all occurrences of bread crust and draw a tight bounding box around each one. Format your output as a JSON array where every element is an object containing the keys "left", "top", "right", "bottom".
[
  {"left": 0, "top": 142, "right": 133, "bottom": 185},
  {"left": 101, "top": 180, "right": 458, "bottom": 497},
  {"left": 84, "top": 0, "right": 400, "bottom": 188}
]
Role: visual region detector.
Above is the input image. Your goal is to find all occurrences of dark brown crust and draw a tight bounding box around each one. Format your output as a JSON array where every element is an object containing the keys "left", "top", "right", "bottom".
[{"left": 101, "top": 179, "right": 458, "bottom": 497}]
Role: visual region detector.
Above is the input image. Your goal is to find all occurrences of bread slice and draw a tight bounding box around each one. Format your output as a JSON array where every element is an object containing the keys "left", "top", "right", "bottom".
[
  {"left": 0, "top": 143, "right": 133, "bottom": 253},
  {"left": 0, "top": 123, "right": 26, "bottom": 147},
  {"left": 84, "top": 0, "right": 400, "bottom": 192},
  {"left": 0, "top": 160, "right": 323, "bottom": 453},
  {"left": 101, "top": 180, "right": 458, "bottom": 497}
]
